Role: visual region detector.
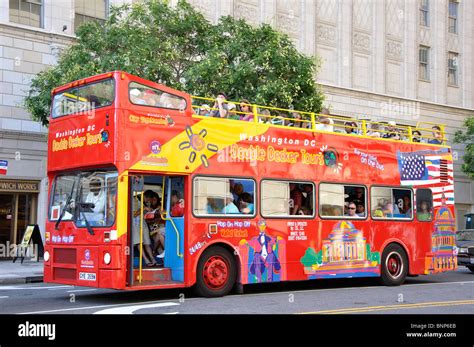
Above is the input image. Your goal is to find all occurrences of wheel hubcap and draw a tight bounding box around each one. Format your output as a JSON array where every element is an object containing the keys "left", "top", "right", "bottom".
[
  {"left": 203, "top": 256, "right": 229, "bottom": 289},
  {"left": 386, "top": 252, "right": 403, "bottom": 279}
]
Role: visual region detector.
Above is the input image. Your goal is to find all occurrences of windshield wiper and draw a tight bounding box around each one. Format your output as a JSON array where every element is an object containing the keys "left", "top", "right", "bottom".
[
  {"left": 77, "top": 183, "right": 95, "bottom": 236},
  {"left": 55, "top": 178, "right": 76, "bottom": 230}
]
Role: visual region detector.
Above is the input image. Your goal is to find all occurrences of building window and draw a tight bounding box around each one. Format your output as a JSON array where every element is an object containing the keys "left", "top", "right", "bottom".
[
  {"left": 319, "top": 183, "right": 367, "bottom": 219},
  {"left": 419, "top": 0, "right": 429, "bottom": 27},
  {"left": 447, "top": 52, "right": 459, "bottom": 86},
  {"left": 193, "top": 176, "right": 256, "bottom": 216},
  {"left": 416, "top": 188, "right": 433, "bottom": 222},
  {"left": 448, "top": 0, "right": 458, "bottom": 34},
  {"left": 9, "top": 0, "right": 42, "bottom": 28},
  {"left": 261, "top": 180, "right": 314, "bottom": 217},
  {"left": 74, "top": 0, "right": 108, "bottom": 33},
  {"left": 371, "top": 187, "right": 413, "bottom": 220},
  {"left": 419, "top": 46, "right": 430, "bottom": 81}
]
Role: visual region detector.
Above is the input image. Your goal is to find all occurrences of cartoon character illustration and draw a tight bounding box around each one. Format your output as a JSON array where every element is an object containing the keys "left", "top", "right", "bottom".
[{"left": 240, "top": 220, "right": 282, "bottom": 283}]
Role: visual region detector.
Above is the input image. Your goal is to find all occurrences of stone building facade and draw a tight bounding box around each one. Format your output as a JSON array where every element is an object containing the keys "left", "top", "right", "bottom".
[
  {"left": 187, "top": 0, "right": 474, "bottom": 229},
  {"left": 0, "top": 0, "right": 472, "bottom": 246}
]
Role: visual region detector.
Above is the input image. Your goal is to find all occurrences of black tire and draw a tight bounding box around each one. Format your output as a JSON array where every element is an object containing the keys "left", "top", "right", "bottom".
[
  {"left": 467, "top": 266, "right": 474, "bottom": 273},
  {"left": 195, "top": 246, "right": 237, "bottom": 298},
  {"left": 379, "top": 244, "right": 408, "bottom": 286}
]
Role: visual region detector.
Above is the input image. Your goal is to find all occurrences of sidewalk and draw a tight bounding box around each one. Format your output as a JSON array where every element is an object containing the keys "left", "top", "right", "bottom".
[{"left": 0, "top": 259, "right": 44, "bottom": 285}]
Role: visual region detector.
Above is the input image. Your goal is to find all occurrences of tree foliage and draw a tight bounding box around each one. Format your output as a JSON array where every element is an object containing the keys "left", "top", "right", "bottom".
[
  {"left": 25, "top": 0, "right": 324, "bottom": 126},
  {"left": 454, "top": 116, "right": 474, "bottom": 179}
]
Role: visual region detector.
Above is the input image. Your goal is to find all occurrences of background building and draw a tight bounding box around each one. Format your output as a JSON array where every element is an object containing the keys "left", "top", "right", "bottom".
[{"left": 0, "top": 0, "right": 472, "bottom": 246}]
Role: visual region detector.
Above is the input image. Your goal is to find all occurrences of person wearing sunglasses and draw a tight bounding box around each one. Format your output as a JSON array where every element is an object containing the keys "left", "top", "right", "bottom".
[
  {"left": 239, "top": 100, "right": 254, "bottom": 122},
  {"left": 345, "top": 202, "right": 359, "bottom": 217}
]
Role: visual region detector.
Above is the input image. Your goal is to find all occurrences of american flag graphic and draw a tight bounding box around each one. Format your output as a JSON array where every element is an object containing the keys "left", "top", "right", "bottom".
[{"left": 397, "top": 148, "right": 454, "bottom": 207}]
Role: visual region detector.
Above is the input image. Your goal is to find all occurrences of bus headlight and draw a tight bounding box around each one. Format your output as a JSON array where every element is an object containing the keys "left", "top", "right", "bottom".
[
  {"left": 44, "top": 251, "right": 50, "bottom": 262},
  {"left": 458, "top": 247, "right": 468, "bottom": 254},
  {"left": 103, "top": 252, "right": 111, "bottom": 265}
]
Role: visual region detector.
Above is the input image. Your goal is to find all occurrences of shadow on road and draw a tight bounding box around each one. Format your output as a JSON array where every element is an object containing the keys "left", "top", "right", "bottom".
[{"left": 66, "top": 269, "right": 474, "bottom": 305}]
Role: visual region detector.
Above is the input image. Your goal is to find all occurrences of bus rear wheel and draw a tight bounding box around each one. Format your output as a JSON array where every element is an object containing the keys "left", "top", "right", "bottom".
[
  {"left": 195, "top": 246, "right": 236, "bottom": 298},
  {"left": 379, "top": 244, "right": 408, "bottom": 286}
]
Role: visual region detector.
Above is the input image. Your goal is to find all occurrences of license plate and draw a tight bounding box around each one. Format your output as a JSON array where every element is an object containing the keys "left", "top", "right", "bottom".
[{"left": 79, "top": 272, "right": 97, "bottom": 281}]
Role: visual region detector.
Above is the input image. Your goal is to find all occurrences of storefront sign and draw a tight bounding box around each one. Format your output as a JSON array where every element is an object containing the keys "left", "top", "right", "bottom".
[{"left": 0, "top": 180, "right": 40, "bottom": 193}]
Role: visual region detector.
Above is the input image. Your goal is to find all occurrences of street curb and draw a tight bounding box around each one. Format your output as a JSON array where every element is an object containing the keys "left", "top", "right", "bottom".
[{"left": 0, "top": 276, "right": 43, "bottom": 285}]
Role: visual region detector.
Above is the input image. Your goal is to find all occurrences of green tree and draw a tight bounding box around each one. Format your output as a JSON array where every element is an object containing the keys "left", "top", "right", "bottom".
[
  {"left": 454, "top": 116, "right": 474, "bottom": 179},
  {"left": 25, "top": 0, "right": 324, "bottom": 126}
]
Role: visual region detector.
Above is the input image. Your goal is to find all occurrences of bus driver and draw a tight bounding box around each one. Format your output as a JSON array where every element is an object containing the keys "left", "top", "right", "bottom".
[{"left": 83, "top": 177, "right": 106, "bottom": 225}]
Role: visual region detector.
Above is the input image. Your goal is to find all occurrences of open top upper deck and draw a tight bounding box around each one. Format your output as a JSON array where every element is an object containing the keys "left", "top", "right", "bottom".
[{"left": 47, "top": 71, "right": 450, "bottom": 178}]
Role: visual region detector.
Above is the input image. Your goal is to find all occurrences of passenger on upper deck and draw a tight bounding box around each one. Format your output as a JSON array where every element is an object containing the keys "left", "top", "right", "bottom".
[
  {"left": 210, "top": 93, "right": 229, "bottom": 118},
  {"left": 198, "top": 104, "right": 211, "bottom": 116},
  {"left": 227, "top": 103, "right": 240, "bottom": 120},
  {"left": 239, "top": 100, "right": 254, "bottom": 122},
  {"left": 428, "top": 125, "right": 444, "bottom": 145},
  {"left": 383, "top": 121, "right": 401, "bottom": 140},
  {"left": 367, "top": 123, "right": 382, "bottom": 138},
  {"left": 315, "top": 108, "right": 334, "bottom": 132},
  {"left": 344, "top": 121, "right": 360, "bottom": 135},
  {"left": 412, "top": 130, "right": 422, "bottom": 143}
]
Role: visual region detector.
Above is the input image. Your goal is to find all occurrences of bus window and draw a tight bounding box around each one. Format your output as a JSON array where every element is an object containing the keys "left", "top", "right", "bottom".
[
  {"left": 371, "top": 187, "right": 413, "bottom": 219},
  {"left": 129, "top": 82, "right": 187, "bottom": 110},
  {"left": 416, "top": 188, "right": 433, "bottom": 221},
  {"left": 50, "top": 175, "right": 78, "bottom": 221},
  {"left": 75, "top": 172, "right": 118, "bottom": 227},
  {"left": 261, "top": 180, "right": 314, "bottom": 218},
  {"left": 319, "top": 183, "right": 366, "bottom": 218},
  {"left": 193, "top": 176, "right": 255, "bottom": 217},
  {"left": 52, "top": 78, "right": 115, "bottom": 118}
]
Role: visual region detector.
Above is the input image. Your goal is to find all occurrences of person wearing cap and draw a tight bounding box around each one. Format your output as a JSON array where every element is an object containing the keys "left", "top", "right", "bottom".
[
  {"left": 227, "top": 103, "right": 240, "bottom": 120},
  {"left": 199, "top": 104, "right": 211, "bottom": 116},
  {"left": 83, "top": 177, "right": 106, "bottom": 225},
  {"left": 210, "top": 92, "right": 229, "bottom": 118},
  {"left": 383, "top": 121, "right": 401, "bottom": 140},
  {"left": 222, "top": 192, "right": 240, "bottom": 214},
  {"left": 130, "top": 88, "right": 146, "bottom": 105}
]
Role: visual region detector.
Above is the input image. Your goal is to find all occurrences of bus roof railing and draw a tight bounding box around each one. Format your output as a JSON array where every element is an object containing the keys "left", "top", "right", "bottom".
[{"left": 191, "top": 96, "right": 448, "bottom": 146}]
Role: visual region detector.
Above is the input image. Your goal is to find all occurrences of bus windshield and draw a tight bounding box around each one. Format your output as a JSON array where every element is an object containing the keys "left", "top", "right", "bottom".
[
  {"left": 52, "top": 78, "right": 115, "bottom": 118},
  {"left": 50, "top": 170, "right": 118, "bottom": 227}
]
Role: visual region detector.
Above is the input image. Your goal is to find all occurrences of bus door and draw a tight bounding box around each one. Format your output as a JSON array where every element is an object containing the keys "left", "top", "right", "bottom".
[{"left": 129, "top": 174, "right": 185, "bottom": 287}]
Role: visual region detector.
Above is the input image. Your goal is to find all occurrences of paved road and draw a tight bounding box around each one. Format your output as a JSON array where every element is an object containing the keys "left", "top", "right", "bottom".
[{"left": 0, "top": 268, "right": 473, "bottom": 314}]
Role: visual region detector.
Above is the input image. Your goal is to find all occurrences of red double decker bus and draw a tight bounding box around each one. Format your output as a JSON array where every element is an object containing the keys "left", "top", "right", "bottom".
[{"left": 44, "top": 71, "right": 457, "bottom": 297}]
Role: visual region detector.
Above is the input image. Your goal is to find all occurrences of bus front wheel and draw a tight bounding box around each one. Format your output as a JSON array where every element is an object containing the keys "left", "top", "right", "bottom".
[
  {"left": 379, "top": 244, "right": 408, "bottom": 286},
  {"left": 195, "top": 246, "right": 237, "bottom": 298}
]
